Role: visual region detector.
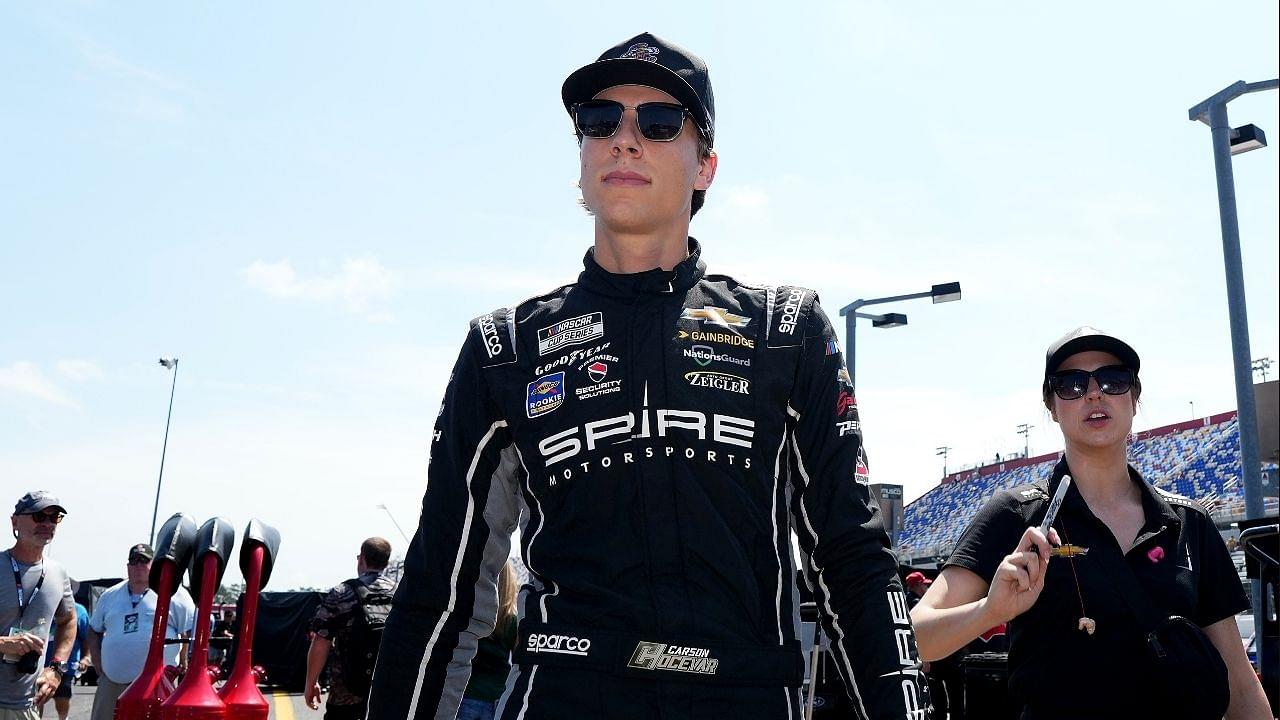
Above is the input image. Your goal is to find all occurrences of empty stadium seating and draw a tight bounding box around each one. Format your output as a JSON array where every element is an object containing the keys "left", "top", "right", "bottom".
[{"left": 898, "top": 414, "right": 1255, "bottom": 561}]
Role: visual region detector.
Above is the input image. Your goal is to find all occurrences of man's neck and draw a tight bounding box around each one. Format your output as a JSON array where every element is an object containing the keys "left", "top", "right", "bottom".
[
  {"left": 593, "top": 225, "right": 690, "bottom": 274},
  {"left": 1064, "top": 445, "right": 1140, "bottom": 507},
  {"left": 7, "top": 541, "right": 43, "bottom": 565},
  {"left": 128, "top": 580, "right": 150, "bottom": 595}
]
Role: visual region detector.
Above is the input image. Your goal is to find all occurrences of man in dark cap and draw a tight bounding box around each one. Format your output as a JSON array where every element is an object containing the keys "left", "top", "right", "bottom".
[
  {"left": 83, "top": 544, "right": 194, "bottom": 720},
  {"left": 1, "top": 492, "right": 76, "bottom": 720},
  {"left": 369, "top": 32, "right": 927, "bottom": 719}
]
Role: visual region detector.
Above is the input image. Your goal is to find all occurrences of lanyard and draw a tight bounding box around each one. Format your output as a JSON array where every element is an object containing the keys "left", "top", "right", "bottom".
[
  {"left": 9, "top": 553, "right": 46, "bottom": 623},
  {"left": 129, "top": 589, "right": 149, "bottom": 610}
]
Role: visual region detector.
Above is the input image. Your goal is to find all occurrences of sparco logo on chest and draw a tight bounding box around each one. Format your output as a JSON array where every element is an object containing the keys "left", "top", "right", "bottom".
[
  {"left": 778, "top": 288, "right": 806, "bottom": 334},
  {"left": 478, "top": 314, "right": 503, "bottom": 358},
  {"left": 537, "top": 312, "right": 604, "bottom": 356}
]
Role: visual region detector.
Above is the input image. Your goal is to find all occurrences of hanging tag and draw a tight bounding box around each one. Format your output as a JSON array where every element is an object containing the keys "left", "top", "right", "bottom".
[{"left": 1077, "top": 617, "right": 1096, "bottom": 635}]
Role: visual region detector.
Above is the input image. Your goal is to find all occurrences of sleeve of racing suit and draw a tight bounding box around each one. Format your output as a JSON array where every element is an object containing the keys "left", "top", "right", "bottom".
[
  {"left": 787, "top": 299, "right": 928, "bottom": 720},
  {"left": 367, "top": 326, "right": 524, "bottom": 720}
]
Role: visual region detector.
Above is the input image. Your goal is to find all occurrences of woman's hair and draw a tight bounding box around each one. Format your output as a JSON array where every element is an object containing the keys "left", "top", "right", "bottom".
[{"left": 496, "top": 560, "right": 518, "bottom": 626}]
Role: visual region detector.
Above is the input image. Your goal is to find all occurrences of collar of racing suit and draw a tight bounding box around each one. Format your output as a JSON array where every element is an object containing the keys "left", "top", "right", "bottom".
[{"left": 576, "top": 237, "right": 707, "bottom": 298}]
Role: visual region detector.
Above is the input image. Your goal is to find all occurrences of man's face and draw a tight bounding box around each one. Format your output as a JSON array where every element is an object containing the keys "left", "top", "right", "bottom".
[
  {"left": 127, "top": 555, "right": 152, "bottom": 584},
  {"left": 578, "top": 84, "right": 716, "bottom": 234},
  {"left": 11, "top": 510, "right": 62, "bottom": 547}
]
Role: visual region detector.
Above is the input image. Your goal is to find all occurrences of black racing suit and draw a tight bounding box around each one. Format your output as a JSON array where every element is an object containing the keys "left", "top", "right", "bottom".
[{"left": 368, "top": 240, "right": 928, "bottom": 719}]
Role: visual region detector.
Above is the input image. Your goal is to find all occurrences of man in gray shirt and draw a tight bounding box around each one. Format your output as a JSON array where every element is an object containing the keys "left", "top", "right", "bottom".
[{"left": 1, "top": 492, "right": 76, "bottom": 720}]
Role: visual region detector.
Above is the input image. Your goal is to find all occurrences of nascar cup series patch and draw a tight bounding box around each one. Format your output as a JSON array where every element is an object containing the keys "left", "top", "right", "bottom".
[{"left": 527, "top": 372, "right": 566, "bottom": 418}]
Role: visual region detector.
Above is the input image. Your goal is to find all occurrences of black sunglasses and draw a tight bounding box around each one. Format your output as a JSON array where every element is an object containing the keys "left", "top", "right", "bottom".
[
  {"left": 26, "top": 511, "right": 66, "bottom": 525},
  {"left": 572, "top": 100, "right": 691, "bottom": 142},
  {"left": 1047, "top": 365, "right": 1136, "bottom": 400},
  {"left": 127, "top": 556, "right": 151, "bottom": 566}
]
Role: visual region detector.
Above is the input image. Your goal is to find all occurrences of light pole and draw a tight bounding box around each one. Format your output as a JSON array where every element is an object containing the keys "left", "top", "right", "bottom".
[
  {"left": 150, "top": 357, "right": 179, "bottom": 545},
  {"left": 837, "top": 282, "right": 961, "bottom": 389},
  {"left": 376, "top": 503, "right": 412, "bottom": 544},
  {"left": 1188, "top": 401, "right": 1196, "bottom": 420},
  {"left": 1187, "top": 79, "right": 1275, "bottom": 523},
  {"left": 936, "top": 446, "right": 950, "bottom": 477},
  {"left": 1188, "top": 78, "right": 1277, "bottom": 683},
  {"left": 1016, "top": 423, "right": 1034, "bottom": 459},
  {"left": 1253, "top": 357, "right": 1273, "bottom": 383}
]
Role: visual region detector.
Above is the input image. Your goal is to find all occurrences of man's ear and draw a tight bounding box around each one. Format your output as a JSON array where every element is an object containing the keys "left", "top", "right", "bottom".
[{"left": 694, "top": 150, "right": 718, "bottom": 191}]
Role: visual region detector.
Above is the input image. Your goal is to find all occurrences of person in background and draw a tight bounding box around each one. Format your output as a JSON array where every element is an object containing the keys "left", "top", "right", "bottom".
[
  {"left": 83, "top": 544, "right": 194, "bottom": 720},
  {"left": 39, "top": 602, "right": 87, "bottom": 720},
  {"left": 1, "top": 491, "right": 76, "bottom": 720},
  {"left": 457, "top": 562, "right": 518, "bottom": 720},
  {"left": 911, "top": 327, "right": 1271, "bottom": 719},
  {"left": 304, "top": 538, "right": 396, "bottom": 720}
]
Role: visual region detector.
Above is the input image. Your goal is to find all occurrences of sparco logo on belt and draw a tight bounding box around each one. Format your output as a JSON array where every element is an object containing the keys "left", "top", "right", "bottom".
[
  {"left": 627, "top": 641, "right": 719, "bottom": 676},
  {"left": 538, "top": 312, "right": 604, "bottom": 356},
  {"left": 478, "top": 314, "right": 503, "bottom": 358},
  {"left": 777, "top": 288, "right": 805, "bottom": 334},
  {"left": 526, "top": 633, "right": 591, "bottom": 656}
]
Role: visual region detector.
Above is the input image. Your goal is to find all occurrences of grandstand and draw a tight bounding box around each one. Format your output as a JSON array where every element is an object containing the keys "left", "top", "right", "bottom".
[{"left": 897, "top": 411, "right": 1277, "bottom": 563}]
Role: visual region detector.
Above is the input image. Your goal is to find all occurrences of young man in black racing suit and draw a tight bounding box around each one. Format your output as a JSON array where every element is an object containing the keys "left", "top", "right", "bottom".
[{"left": 368, "top": 32, "right": 928, "bottom": 720}]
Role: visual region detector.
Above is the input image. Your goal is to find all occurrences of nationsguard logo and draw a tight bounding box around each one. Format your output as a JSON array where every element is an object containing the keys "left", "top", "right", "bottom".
[
  {"left": 680, "top": 306, "right": 750, "bottom": 329},
  {"left": 684, "top": 371, "right": 750, "bottom": 395},
  {"left": 627, "top": 641, "right": 719, "bottom": 676},
  {"left": 526, "top": 372, "right": 566, "bottom": 418},
  {"left": 683, "top": 344, "right": 750, "bottom": 368}
]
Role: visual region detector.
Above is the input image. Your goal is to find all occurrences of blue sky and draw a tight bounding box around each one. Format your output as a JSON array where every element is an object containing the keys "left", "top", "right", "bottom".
[{"left": 2, "top": 2, "right": 1277, "bottom": 588}]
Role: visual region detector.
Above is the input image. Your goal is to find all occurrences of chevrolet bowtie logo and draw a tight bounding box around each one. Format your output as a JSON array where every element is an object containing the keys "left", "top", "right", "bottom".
[{"left": 680, "top": 306, "right": 751, "bottom": 329}]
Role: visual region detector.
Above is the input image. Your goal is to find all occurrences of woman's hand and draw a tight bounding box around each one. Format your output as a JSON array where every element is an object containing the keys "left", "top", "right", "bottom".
[{"left": 984, "top": 526, "right": 1059, "bottom": 624}]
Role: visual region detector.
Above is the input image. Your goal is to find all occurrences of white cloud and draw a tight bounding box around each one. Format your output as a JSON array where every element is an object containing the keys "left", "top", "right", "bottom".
[
  {"left": 57, "top": 360, "right": 105, "bottom": 382},
  {"left": 242, "top": 257, "right": 399, "bottom": 313},
  {"left": 0, "top": 362, "right": 76, "bottom": 407}
]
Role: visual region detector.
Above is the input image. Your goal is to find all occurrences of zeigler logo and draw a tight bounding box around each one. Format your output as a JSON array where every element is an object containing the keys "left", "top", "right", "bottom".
[
  {"left": 684, "top": 371, "right": 750, "bottom": 395},
  {"left": 526, "top": 633, "right": 591, "bottom": 656},
  {"left": 627, "top": 641, "right": 719, "bottom": 676}
]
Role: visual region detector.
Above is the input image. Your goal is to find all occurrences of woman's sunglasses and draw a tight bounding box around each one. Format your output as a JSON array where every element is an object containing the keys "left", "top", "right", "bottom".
[
  {"left": 572, "top": 100, "right": 691, "bottom": 142},
  {"left": 25, "top": 510, "right": 66, "bottom": 525},
  {"left": 1047, "top": 365, "right": 1136, "bottom": 401}
]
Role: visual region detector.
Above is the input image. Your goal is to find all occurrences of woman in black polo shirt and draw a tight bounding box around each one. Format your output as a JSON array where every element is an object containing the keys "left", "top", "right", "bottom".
[{"left": 909, "top": 327, "right": 1269, "bottom": 719}]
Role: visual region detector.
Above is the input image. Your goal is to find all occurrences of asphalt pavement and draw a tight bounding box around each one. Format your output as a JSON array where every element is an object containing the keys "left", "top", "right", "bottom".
[{"left": 51, "top": 683, "right": 313, "bottom": 720}]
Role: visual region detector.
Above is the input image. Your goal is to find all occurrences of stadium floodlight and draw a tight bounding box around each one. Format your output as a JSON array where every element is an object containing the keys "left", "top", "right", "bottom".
[
  {"left": 1188, "top": 78, "right": 1278, "bottom": 675},
  {"left": 930, "top": 282, "right": 962, "bottom": 304},
  {"left": 150, "top": 357, "right": 180, "bottom": 546},
  {"left": 1229, "top": 124, "right": 1267, "bottom": 155},
  {"left": 838, "top": 282, "right": 962, "bottom": 389},
  {"left": 936, "top": 446, "right": 950, "bottom": 476},
  {"left": 871, "top": 313, "right": 908, "bottom": 329}
]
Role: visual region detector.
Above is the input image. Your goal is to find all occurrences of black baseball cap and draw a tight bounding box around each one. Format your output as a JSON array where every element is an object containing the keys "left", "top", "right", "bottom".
[
  {"left": 128, "top": 543, "right": 155, "bottom": 561},
  {"left": 562, "top": 32, "right": 715, "bottom": 145},
  {"left": 1045, "top": 326, "right": 1141, "bottom": 375},
  {"left": 13, "top": 491, "right": 67, "bottom": 516}
]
